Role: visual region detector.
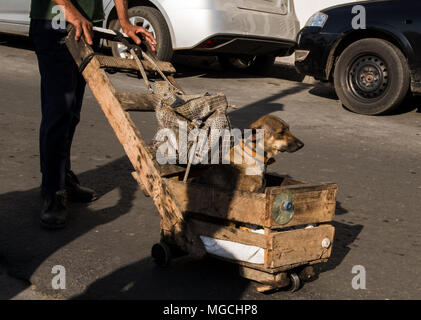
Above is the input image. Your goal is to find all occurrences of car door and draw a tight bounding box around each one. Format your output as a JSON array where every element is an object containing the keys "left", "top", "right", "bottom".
[
  {"left": 0, "top": 0, "right": 31, "bottom": 35},
  {"left": 235, "top": 0, "right": 297, "bottom": 42}
]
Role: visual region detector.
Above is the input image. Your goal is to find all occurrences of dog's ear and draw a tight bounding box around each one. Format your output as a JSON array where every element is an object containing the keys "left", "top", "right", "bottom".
[
  {"left": 250, "top": 123, "right": 273, "bottom": 136},
  {"left": 249, "top": 129, "right": 259, "bottom": 142},
  {"left": 250, "top": 122, "right": 273, "bottom": 142},
  {"left": 249, "top": 116, "right": 275, "bottom": 141}
]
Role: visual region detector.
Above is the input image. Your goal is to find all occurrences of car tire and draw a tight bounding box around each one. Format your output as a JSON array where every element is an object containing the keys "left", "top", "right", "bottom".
[
  {"left": 333, "top": 38, "right": 410, "bottom": 115},
  {"left": 218, "top": 55, "right": 276, "bottom": 75},
  {"left": 109, "top": 6, "right": 173, "bottom": 61}
]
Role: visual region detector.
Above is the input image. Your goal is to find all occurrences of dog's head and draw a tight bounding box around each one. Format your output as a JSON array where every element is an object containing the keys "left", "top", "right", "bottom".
[{"left": 249, "top": 115, "right": 304, "bottom": 159}]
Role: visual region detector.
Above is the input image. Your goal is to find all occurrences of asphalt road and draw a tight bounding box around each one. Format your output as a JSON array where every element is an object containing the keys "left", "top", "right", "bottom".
[{"left": 0, "top": 34, "right": 420, "bottom": 300}]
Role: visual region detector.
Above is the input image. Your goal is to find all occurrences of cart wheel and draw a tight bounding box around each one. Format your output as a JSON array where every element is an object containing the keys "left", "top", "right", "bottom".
[
  {"left": 151, "top": 242, "right": 171, "bottom": 267},
  {"left": 288, "top": 273, "right": 301, "bottom": 292},
  {"left": 298, "top": 265, "right": 316, "bottom": 282}
]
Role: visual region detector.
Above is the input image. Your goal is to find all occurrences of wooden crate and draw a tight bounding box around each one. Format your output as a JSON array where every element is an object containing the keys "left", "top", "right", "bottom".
[
  {"left": 165, "top": 174, "right": 337, "bottom": 269},
  {"left": 166, "top": 175, "right": 337, "bottom": 229}
]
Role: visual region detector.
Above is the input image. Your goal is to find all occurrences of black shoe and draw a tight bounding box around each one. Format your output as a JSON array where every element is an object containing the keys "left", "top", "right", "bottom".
[
  {"left": 65, "top": 171, "right": 98, "bottom": 203},
  {"left": 40, "top": 190, "right": 68, "bottom": 230}
]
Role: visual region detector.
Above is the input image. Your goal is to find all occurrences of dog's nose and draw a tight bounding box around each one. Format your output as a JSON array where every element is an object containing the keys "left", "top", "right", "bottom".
[{"left": 296, "top": 139, "right": 304, "bottom": 150}]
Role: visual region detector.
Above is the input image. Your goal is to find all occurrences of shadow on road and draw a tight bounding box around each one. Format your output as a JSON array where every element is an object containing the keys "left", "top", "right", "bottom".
[
  {"left": 309, "top": 83, "right": 338, "bottom": 101},
  {"left": 323, "top": 201, "right": 363, "bottom": 273},
  {"left": 307, "top": 78, "right": 421, "bottom": 116},
  {"left": 73, "top": 257, "right": 250, "bottom": 299},
  {"left": 228, "top": 84, "right": 311, "bottom": 129},
  {"left": 321, "top": 220, "right": 363, "bottom": 274},
  {"left": 173, "top": 54, "right": 305, "bottom": 83},
  {"left": 335, "top": 201, "right": 348, "bottom": 216},
  {"left": 0, "top": 33, "right": 33, "bottom": 51},
  {"left": 390, "top": 95, "right": 421, "bottom": 115},
  {"left": 0, "top": 157, "right": 138, "bottom": 299}
]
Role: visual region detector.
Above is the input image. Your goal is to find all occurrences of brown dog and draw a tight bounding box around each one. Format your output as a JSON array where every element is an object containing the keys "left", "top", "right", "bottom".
[{"left": 193, "top": 115, "right": 304, "bottom": 192}]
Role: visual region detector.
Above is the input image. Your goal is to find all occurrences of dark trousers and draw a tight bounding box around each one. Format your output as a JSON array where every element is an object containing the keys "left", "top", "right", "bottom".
[{"left": 30, "top": 20, "right": 86, "bottom": 194}]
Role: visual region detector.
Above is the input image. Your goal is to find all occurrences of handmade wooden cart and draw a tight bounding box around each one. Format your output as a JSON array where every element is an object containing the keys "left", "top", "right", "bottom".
[{"left": 65, "top": 27, "right": 338, "bottom": 293}]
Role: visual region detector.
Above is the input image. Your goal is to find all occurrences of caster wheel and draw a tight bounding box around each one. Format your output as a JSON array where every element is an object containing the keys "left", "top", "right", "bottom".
[
  {"left": 288, "top": 273, "right": 301, "bottom": 292},
  {"left": 298, "top": 265, "right": 316, "bottom": 282},
  {"left": 151, "top": 242, "right": 171, "bottom": 267}
]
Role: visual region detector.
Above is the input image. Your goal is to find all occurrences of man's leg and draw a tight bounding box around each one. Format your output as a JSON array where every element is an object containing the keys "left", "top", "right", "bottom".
[
  {"left": 65, "top": 72, "right": 85, "bottom": 174},
  {"left": 64, "top": 27, "right": 100, "bottom": 174},
  {"left": 63, "top": 71, "right": 98, "bottom": 203},
  {"left": 31, "top": 20, "right": 82, "bottom": 192},
  {"left": 30, "top": 19, "right": 84, "bottom": 228}
]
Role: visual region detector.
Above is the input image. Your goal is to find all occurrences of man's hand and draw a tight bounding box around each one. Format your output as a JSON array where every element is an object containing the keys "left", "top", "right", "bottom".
[
  {"left": 113, "top": 0, "right": 157, "bottom": 51},
  {"left": 66, "top": 7, "right": 93, "bottom": 45},
  {"left": 52, "top": 1, "right": 94, "bottom": 45},
  {"left": 121, "top": 22, "right": 157, "bottom": 52}
]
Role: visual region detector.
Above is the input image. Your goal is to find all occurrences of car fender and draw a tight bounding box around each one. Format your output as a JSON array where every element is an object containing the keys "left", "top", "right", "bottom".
[
  {"left": 144, "top": 0, "right": 177, "bottom": 49},
  {"left": 326, "top": 23, "right": 417, "bottom": 80}
]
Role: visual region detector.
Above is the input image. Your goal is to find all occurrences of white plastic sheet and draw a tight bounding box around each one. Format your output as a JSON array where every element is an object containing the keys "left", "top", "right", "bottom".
[{"left": 200, "top": 232, "right": 265, "bottom": 265}]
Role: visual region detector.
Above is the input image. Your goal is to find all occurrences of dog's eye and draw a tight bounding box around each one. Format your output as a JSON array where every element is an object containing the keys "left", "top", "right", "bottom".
[{"left": 278, "top": 130, "right": 285, "bottom": 135}]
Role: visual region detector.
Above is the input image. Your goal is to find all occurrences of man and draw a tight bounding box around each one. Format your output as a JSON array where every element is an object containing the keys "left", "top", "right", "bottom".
[{"left": 30, "top": 0, "right": 157, "bottom": 230}]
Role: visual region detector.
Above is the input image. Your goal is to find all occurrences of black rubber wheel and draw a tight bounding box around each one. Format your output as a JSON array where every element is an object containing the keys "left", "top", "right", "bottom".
[
  {"left": 151, "top": 242, "right": 172, "bottom": 267},
  {"left": 218, "top": 55, "right": 275, "bottom": 75},
  {"left": 288, "top": 273, "right": 301, "bottom": 292},
  {"left": 109, "top": 6, "right": 173, "bottom": 61},
  {"left": 297, "top": 265, "right": 316, "bottom": 282},
  {"left": 334, "top": 38, "right": 410, "bottom": 115}
]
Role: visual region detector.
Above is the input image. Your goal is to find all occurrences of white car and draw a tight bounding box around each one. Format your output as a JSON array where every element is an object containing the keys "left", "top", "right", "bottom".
[{"left": 0, "top": 0, "right": 300, "bottom": 74}]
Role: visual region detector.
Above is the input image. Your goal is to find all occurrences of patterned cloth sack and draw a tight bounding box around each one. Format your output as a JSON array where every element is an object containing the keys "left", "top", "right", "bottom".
[{"left": 153, "top": 81, "right": 232, "bottom": 165}]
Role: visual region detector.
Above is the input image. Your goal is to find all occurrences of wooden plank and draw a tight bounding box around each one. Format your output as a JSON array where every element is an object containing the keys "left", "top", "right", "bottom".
[
  {"left": 187, "top": 219, "right": 268, "bottom": 248},
  {"left": 212, "top": 254, "right": 327, "bottom": 274},
  {"left": 131, "top": 171, "right": 150, "bottom": 197},
  {"left": 144, "top": 146, "right": 188, "bottom": 178},
  {"left": 266, "top": 258, "right": 328, "bottom": 273},
  {"left": 280, "top": 178, "right": 308, "bottom": 187},
  {"left": 264, "top": 227, "right": 273, "bottom": 269},
  {"left": 65, "top": 27, "right": 206, "bottom": 258},
  {"left": 96, "top": 55, "right": 176, "bottom": 74},
  {"left": 269, "top": 225, "right": 335, "bottom": 268},
  {"left": 265, "top": 174, "right": 307, "bottom": 188},
  {"left": 266, "top": 183, "right": 338, "bottom": 229},
  {"left": 166, "top": 179, "right": 268, "bottom": 227},
  {"left": 156, "top": 164, "right": 186, "bottom": 177},
  {"left": 238, "top": 266, "right": 288, "bottom": 285},
  {"left": 116, "top": 92, "right": 155, "bottom": 112}
]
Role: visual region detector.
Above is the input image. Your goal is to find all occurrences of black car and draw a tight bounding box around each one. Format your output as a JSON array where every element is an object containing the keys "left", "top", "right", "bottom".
[{"left": 295, "top": 0, "right": 421, "bottom": 115}]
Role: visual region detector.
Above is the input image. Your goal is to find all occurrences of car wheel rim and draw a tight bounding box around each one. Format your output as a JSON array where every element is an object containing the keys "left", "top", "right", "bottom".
[
  {"left": 117, "top": 16, "right": 156, "bottom": 59},
  {"left": 347, "top": 55, "right": 389, "bottom": 101}
]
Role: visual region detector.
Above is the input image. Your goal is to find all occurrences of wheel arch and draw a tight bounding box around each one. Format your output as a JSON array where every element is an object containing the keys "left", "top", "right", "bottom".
[
  {"left": 326, "top": 27, "right": 415, "bottom": 82},
  {"left": 104, "top": 0, "right": 176, "bottom": 48}
]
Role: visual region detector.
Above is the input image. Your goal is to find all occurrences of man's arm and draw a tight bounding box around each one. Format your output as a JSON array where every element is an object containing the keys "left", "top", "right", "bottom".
[
  {"left": 51, "top": 0, "right": 94, "bottom": 45},
  {"left": 113, "top": 0, "right": 157, "bottom": 51}
]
